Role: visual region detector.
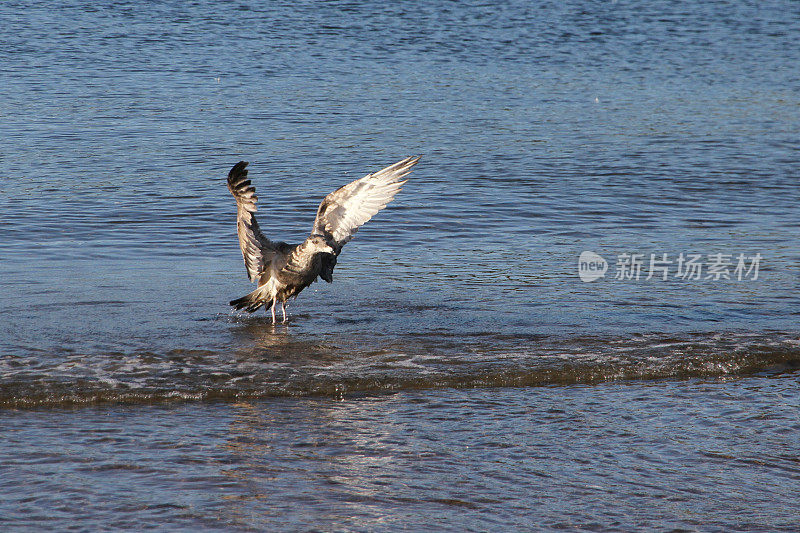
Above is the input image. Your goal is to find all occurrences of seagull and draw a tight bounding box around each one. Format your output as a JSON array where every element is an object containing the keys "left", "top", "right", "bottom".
[{"left": 227, "top": 156, "right": 420, "bottom": 323}]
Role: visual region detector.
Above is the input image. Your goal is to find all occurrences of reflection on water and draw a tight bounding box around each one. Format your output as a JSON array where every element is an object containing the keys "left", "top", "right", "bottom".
[
  {"left": 89, "top": 378, "right": 790, "bottom": 531},
  {"left": 1, "top": 0, "right": 800, "bottom": 527},
  {"left": 4, "top": 380, "right": 797, "bottom": 530}
]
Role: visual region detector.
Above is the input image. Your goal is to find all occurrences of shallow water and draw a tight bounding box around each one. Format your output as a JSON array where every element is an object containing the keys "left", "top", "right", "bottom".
[
  {"left": 1, "top": 0, "right": 799, "bottom": 529},
  {"left": 3, "top": 378, "right": 800, "bottom": 531}
]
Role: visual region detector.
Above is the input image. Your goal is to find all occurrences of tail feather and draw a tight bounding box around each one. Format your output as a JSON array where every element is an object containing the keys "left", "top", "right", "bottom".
[{"left": 230, "top": 286, "right": 272, "bottom": 313}]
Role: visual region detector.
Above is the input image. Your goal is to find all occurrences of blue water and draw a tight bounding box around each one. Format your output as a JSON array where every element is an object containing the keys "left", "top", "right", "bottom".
[
  {"left": 3, "top": 378, "right": 799, "bottom": 531},
  {"left": 1, "top": 0, "right": 799, "bottom": 530}
]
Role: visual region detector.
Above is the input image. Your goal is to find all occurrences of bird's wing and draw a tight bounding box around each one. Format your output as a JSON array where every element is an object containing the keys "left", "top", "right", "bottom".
[
  {"left": 227, "top": 161, "right": 281, "bottom": 283},
  {"left": 311, "top": 156, "right": 419, "bottom": 250}
]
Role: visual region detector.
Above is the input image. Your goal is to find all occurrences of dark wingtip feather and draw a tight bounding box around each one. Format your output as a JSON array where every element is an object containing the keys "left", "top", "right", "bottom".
[
  {"left": 228, "top": 161, "right": 249, "bottom": 181},
  {"left": 227, "top": 161, "right": 258, "bottom": 201}
]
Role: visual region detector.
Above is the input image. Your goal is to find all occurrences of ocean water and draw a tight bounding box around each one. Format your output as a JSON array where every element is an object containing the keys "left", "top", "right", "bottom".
[{"left": 1, "top": 0, "right": 799, "bottom": 530}]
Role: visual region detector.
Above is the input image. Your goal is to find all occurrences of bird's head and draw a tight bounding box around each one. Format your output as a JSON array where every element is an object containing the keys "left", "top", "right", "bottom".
[{"left": 309, "top": 234, "right": 336, "bottom": 255}]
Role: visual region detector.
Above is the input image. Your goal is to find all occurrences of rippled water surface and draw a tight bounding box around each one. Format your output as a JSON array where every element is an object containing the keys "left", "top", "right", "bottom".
[
  {"left": 3, "top": 379, "right": 800, "bottom": 531},
  {"left": 2, "top": 0, "right": 799, "bottom": 530}
]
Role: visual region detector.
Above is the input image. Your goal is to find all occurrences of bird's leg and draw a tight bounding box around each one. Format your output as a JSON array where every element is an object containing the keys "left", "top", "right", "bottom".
[
  {"left": 281, "top": 301, "right": 287, "bottom": 323},
  {"left": 270, "top": 300, "right": 276, "bottom": 324}
]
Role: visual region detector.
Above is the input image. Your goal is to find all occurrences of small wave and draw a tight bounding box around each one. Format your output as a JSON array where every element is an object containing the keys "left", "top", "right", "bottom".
[{"left": 1, "top": 331, "right": 798, "bottom": 409}]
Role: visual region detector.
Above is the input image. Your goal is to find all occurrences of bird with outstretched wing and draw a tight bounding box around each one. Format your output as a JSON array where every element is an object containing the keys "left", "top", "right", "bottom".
[{"left": 226, "top": 156, "right": 420, "bottom": 323}]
